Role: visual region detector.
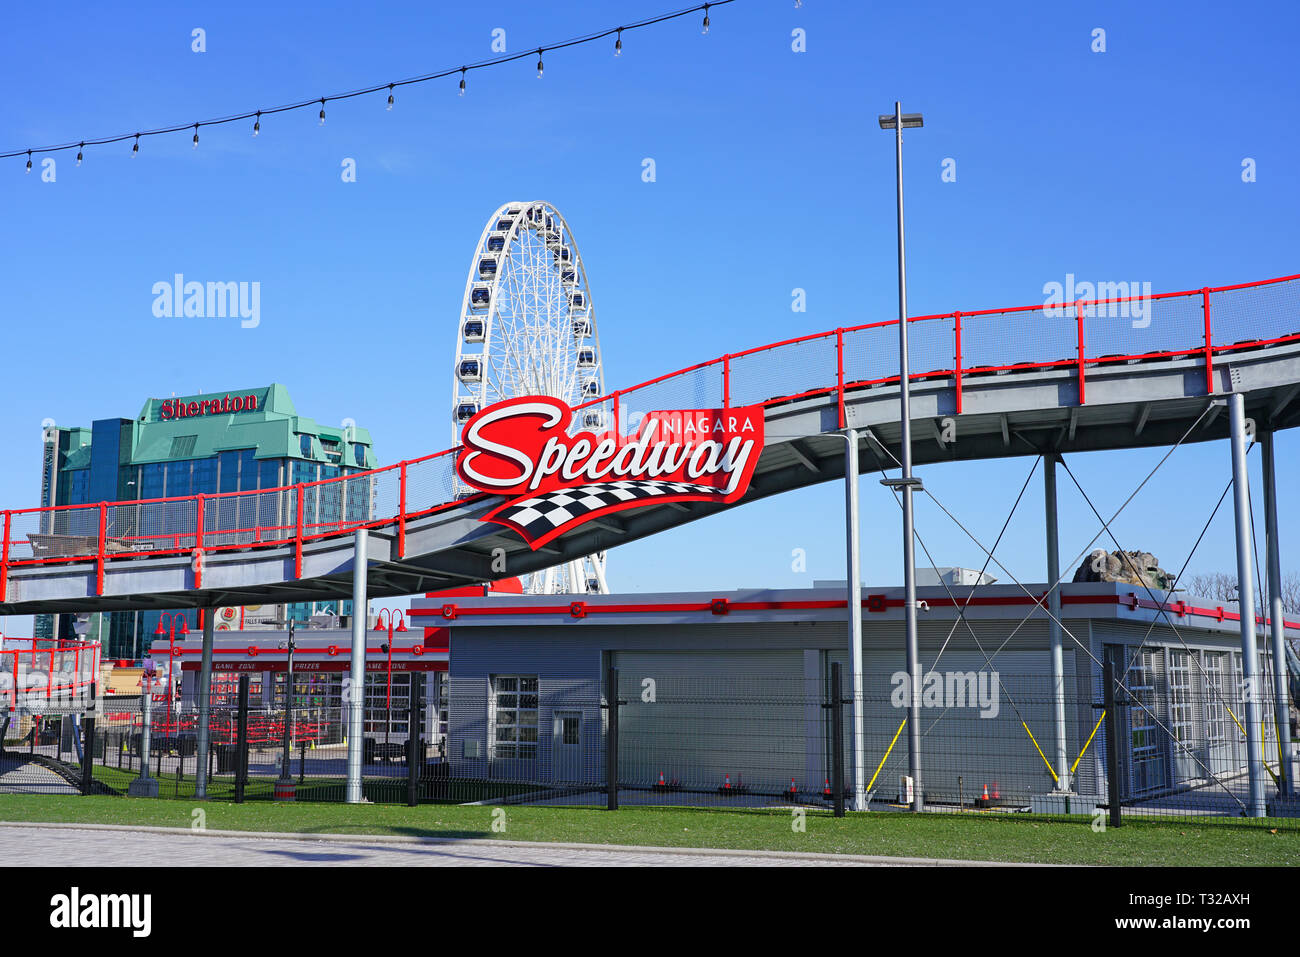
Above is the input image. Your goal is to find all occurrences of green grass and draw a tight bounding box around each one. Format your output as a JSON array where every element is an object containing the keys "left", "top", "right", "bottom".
[
  {"left": 0, "top": 795, "right": 1295, "bottom": 865},
  {"left": 90, "top": 764, "right": 539, "bottom": 804}
]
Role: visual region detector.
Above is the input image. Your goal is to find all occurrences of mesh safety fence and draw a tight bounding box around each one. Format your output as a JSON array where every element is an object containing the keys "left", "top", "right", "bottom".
[{"left": 7, "top": 666, "right": 1290, "bottom": 828}]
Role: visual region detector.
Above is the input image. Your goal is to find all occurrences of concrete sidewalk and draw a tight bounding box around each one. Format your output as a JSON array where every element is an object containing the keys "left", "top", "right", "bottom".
[{"left": 0, "top": 821, "right": 1044, "bottom": 867}]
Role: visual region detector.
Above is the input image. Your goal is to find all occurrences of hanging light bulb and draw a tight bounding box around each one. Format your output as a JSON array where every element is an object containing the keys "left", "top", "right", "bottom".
[
  {"left": 132, "top": 134, "right": 140, "bottom": 156},
  {"left": 386, "top": 84, "right": 394, "bottom": 110},
  {"left": 319, "top": 99, "right": 326, "bottom": 125},
  {"left": 615, "top": 28, "right": 623, "bottom": 56},
  {"left": 459, "top": 68, "right": 466, "bottom": 96},
  {"left": 702, "top": 4, "right": 711, "bottom": 34},
  {"left": 25, "top": 151, "right": 32, "bottom": 174},
  {"left": 537, "top": 49, "right": 544, "bottom": 78},
  {"left": 192, "top": 124, "right": 200, "bottom": 149},
  {"left": 253, "top": 111, "right": 261, "bottom": 137},
  {"left": 76, "top": 143, "right": 84, "bottom": 166}
]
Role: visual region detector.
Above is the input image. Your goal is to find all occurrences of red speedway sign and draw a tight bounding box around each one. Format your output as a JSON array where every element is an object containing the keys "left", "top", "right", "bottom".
[{"left": 455, "top": 396, "right": 763, "bottom": 548}]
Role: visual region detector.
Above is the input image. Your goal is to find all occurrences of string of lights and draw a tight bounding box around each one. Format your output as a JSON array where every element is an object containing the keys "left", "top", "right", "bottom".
[{"left": 6, "top": 0, "right": 739, "bottom": 166}]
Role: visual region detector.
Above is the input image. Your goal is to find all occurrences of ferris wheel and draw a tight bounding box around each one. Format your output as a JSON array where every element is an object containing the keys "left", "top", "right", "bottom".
[{"left": 452, "top": 201, "right": 610, "bottom": 596}]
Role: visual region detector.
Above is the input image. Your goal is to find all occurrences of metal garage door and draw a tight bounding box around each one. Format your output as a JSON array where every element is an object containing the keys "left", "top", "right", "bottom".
[
  {"left": 826, "top": 649, "right": 1075, "bottom": 805},
  {"left": 612, "top": 650, "right": 810, "bottom": 797}
]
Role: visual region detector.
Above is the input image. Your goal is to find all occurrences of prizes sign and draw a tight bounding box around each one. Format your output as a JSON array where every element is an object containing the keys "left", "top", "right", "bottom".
[{"left": 455, "top": 396, "right": 763, "bottom": 548}]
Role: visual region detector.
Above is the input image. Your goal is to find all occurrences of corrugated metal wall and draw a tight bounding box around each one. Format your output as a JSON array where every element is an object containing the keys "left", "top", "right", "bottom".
[{"left": 613, "top": 650, "right": 808, "bottom": 793}]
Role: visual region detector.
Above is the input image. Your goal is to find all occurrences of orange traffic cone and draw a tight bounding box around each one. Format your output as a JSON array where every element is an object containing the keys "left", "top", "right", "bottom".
[
  {"left": 823, "top": 778, "right": 833, "bottom": 799},
  {"left": 722, "top": 773, "right": 732, "bottom": 790},
  {"left": 991, "top": 782, "right": 1000, "bottom": 801},
  {"left": 656, "top": 772, "right": 667, "bottom": 788},
  {"left": 787, "top": 778, "right": 798, "bottom": 799}
]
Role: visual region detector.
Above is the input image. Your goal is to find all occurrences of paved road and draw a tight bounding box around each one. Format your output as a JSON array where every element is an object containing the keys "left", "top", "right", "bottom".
[{"left": 0, "top": 824, "right": 959, "bottom": 867}]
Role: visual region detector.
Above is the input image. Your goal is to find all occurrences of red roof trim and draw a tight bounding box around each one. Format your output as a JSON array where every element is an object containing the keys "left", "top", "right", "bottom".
[{"left": 408, "top": 593, "right": 1300, "bottom": 630}]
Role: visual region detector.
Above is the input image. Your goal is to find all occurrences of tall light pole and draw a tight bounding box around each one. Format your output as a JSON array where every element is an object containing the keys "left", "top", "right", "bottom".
[
  {"left": 878, "top": 103, "right": 925, "bottom": 812},
  {"left": 152, "top": 613, "right": 189, "bottom": 736},
  {"left": 375, "top": 609, "right": 408, "bottom": 758},
  {"left": 275, "top": 618, "right": 297, "bottom": 800}
]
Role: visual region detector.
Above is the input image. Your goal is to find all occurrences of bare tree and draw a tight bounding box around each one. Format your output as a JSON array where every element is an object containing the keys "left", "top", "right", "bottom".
[
  {"left": 1183, "top": 571, "right": 1239, "bottom": 603},
  {"left": 1282, "top": 571, "right": 1300, "bottom": 616},
  {"left": 1186, "top": 569, "right": 1300, "bottom": 617}
]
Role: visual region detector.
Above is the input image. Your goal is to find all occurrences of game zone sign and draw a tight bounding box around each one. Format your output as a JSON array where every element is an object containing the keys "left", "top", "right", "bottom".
[{"left": 455, "top": 396, "right": 763, "bottom": 548}]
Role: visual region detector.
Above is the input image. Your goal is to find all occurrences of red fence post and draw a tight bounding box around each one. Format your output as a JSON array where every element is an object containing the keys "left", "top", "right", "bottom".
[
  {"left": 398, "top": 462, "right": 408, "bottom": 559},
  {"left": 836, "top": 329, "right": 846, "bottom": 429},
  {"left": 1202, "top": 287, "right": 1214, "bottom": 395},
  {"left": 96, "top": 503, "right": 107, "bottom": 596},
  {"left": 294, "top": 484, "right": 305, "bottom": 579},
  {"left": 613, "top": 391, "right": 621, "bottom": 438},
  {"left": 1075, "top": 300, "right": 1087, "bottom": 406},
  {"left": 0, "top": 510, "right": 10, "bottom": 603},
  {"left": 194, "top": 494, "right": 205, "bottom": 590},
  {"left": 953, "top": 311, "right": 963, "bottom": 415},
  {"left": 722, "top": 355, "right": 730, "bottom": 411}
]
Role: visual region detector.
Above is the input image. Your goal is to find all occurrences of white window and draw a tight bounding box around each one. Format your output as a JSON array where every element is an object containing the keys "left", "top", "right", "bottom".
[
  {"left": 1203, "top": 652, "right": 1227, "bottom": 747},
  {"left": 1127, "top": 650, "right": 1167, "bottom": 794},
  {"left": 492, "top": 675, "right": 539, "bottom": 759},
  {"left": 436, "top": 673, "right": 449, "bottom": 742},
  {"left": 1168, "top": 651, "right": 1192, "bottom": 746}
]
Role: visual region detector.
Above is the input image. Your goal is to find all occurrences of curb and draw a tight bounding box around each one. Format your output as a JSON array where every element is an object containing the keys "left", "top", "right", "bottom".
[{"left": 0, "top": 820, "right": 1046, "bottom": 866}]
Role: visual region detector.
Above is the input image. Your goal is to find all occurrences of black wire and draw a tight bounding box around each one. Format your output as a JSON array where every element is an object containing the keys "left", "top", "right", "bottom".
[{"left": 2, "top": 1, "right": 738, "bottom": 160}]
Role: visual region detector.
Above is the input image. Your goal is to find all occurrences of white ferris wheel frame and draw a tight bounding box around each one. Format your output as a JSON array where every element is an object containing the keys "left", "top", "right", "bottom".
[{"left": 452, "top": 201, "right": 609, "bottom": 596}]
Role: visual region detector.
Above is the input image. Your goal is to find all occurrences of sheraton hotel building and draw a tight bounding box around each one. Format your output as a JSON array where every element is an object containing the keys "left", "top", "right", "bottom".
[{"left": 37, "top": 385, "right": 376, "bottom": 657}]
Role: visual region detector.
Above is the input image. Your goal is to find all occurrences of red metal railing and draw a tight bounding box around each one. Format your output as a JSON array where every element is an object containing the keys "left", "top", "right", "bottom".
[
  {"left": 2, "top": 273, "right": 1297, "bottom": 597},
  {"left": 1, "top": 637, "right": 100, "bottom": 712},
  {"left": 130, "top": 712, "right": 328, "bottom": 746}
]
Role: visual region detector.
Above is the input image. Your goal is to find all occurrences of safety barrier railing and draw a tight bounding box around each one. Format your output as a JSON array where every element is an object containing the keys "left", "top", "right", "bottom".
[
  {"left": 1, "top": 637, "right": 100, "bottom": 713},
  {"left": 2, "top": 273, "right": 1298, "bottom": 598}
]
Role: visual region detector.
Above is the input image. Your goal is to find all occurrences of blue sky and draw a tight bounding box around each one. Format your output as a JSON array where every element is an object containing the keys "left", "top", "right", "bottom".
[{"left": 2, "top": 0, "right": 1298, "bottom": 621}]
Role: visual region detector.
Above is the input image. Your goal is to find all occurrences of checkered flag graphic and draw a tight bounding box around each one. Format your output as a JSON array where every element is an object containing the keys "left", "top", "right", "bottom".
[{"left": 487, "top": 480, "right": 726, "bottom": 544}]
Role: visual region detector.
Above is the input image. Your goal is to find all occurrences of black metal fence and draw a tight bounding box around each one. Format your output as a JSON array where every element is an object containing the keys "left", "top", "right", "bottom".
[{"left": 2, "top": 665, "right": 1296, "bottom": 828}]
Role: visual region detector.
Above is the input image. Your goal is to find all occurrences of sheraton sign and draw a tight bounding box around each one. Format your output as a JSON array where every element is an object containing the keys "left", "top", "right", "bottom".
[
  {"left": 159, "top": 393, "right": 259, "bottom": 420},
  {"left": 455, "top": 396, "right": 763, "bottom": 548}
]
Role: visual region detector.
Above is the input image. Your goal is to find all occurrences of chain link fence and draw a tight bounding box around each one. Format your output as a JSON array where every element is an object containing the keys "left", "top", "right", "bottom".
[{"left": 3, "top": 665, "right": 1294, "bottom": 830}]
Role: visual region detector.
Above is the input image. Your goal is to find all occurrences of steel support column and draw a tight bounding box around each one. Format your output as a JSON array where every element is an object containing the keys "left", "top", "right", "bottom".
[
  {"left": 1043, "top": 453, "right": 1070, "bottom": 791},
  {"left": 845, "top": 428, "right": 867, "bottom": 810},
  {"left": 1228, "top": 392, "right": 1267, "bottom": 816},
  {"left": 194, "top": 610, "right": 214, "bottom": 799},
  {"left": 345, "top": 528, "right": 368, "bottom": 804},
  {"left": 890, "top": 101, "right": 924, "bottom": 813},
  {"left": 1260, "top": 428, "right": 1294, "bottom": 796}
]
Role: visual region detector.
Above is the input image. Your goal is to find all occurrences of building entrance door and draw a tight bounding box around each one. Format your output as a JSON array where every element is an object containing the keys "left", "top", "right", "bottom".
[{"left": 552, "top": 711, "right": 583, "bottom": 783}]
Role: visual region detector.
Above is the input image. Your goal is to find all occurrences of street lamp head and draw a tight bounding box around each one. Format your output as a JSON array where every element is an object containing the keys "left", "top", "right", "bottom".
[
  {"left": 878, "top": 113, "right": 924, "bottom": 130},
  {"left": 153, "top": 620, "right": 167, "bottom": 637},
  {"left": 178, "top": 619, "right": 189, "bottom": 636}
]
